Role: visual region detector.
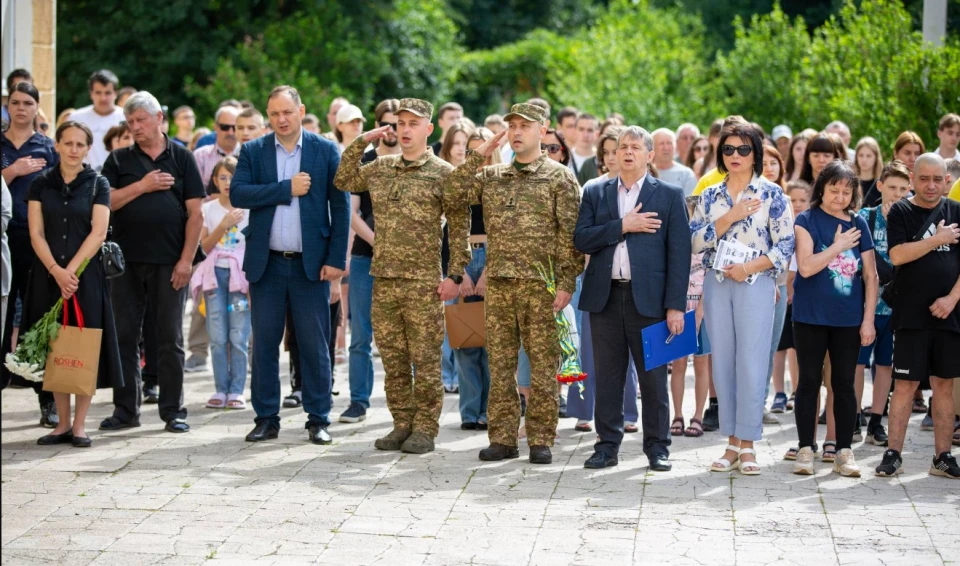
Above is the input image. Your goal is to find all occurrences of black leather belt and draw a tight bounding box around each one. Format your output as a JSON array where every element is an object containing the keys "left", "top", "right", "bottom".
[
  {"left": 612, "top": 279, "right": 631, "bottom": 288},
  {"left": 270, "top": 250, "right": 302, "bottom": 259}
]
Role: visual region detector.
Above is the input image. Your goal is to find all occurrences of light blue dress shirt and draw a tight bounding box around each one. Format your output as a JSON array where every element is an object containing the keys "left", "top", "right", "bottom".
[{"left": 269, "top": 130, "right": 304, "bottom": 252}]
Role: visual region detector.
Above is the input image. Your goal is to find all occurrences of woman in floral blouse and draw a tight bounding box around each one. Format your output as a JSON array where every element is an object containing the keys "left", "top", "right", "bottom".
[{"left": 691, "top": 122, "right": 795, "bottom": 475}]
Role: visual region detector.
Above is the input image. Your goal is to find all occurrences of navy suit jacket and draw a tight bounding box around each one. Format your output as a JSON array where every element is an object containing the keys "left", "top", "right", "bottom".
[
  {"left": 230, "top": 131, "right": 350, "bottom": 283},
  {"left": 574, "top": 175, "right": 691, "bottom": 318}
]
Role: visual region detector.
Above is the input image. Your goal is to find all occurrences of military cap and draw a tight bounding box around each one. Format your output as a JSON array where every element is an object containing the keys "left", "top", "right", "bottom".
[
  {"left": 503, "top": 103, "right": 547, "bottom": 125},
  {"left": 398, "top": 98, "right": 434, "bottom": 120}
]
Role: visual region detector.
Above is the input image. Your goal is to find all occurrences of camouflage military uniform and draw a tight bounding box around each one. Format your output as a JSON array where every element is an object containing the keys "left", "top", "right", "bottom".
[
  {"left": 334, "top": 99, "right": 469, "bottom": 439},
  {"left": 446, "top": 103, "right": 583, "bottom": 448}
]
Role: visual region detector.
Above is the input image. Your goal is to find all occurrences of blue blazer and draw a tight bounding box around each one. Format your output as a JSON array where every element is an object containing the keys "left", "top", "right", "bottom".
[
  {"left": 230, "top": 131, "right": 350, "bottom": 283},
  {"left": 574, "top": 175, "right": 691, "bottom": 318}
]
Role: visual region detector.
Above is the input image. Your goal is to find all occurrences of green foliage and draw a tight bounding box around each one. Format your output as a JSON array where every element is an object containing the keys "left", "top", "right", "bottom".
[
  {"left": 713, "top": 0, "right": 960, "bottom": 150},
  {"left": 185, "top": 0, "right": 460, "bottom": 123}
]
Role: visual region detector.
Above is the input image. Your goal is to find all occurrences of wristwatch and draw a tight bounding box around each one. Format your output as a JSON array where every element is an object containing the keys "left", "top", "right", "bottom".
[{"left": 447, "top": 274, "right": 463, "bottom": 284}]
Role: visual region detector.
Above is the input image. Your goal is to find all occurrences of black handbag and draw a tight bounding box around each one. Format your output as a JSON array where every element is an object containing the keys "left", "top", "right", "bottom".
[{"left": 92, "top": 175, "right": 125, "bottom": 279}]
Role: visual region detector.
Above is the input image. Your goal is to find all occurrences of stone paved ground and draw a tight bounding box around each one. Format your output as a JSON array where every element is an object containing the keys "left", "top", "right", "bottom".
[{"left": 2, "top": 346, "right": 958, "bottom": 565}]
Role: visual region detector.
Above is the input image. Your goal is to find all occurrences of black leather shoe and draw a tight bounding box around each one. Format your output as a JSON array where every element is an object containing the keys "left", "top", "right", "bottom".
[
  {"left": 37, "top": 429, "right": 73, "bottom": 445},
  {"left": 479, "top": 443, "right": 520, "bottom": 461},
  {"left": 71, "top": 435, "right": 92, "bottom": 448},
  {"left": 529, "top": 445, "right": 552, "bottom": 464},
  {"left": 584, "top": 451, "right": 618, "bottom": 469},
  {"left": 99, "top": 416, "right": 141, "bottom": 431},
  {"left": 245, "top": 422, "right": 279, "bottom": 442},
  {"left": 649, "top": 453, "right": 673, "bottom": 472},
  {"left": 460, "top": 422, "right": 477, "bottom": 430},
  {"left": 307, "top": 423, "right": 332, "bottom": 445}
]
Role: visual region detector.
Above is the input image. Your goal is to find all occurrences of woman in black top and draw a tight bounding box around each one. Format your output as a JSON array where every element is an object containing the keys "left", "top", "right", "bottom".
[{"left": 25, "top": 121, "right": 122, "bottom": 448}]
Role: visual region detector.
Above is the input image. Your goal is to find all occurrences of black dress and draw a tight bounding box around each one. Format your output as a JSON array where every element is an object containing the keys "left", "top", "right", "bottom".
[{"left": 19, "top": 166, "right": 123, "bottom": 390}]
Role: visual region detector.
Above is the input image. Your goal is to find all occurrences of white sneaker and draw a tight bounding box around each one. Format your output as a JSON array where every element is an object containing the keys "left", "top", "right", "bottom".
[
  {"left": 793, "top": 446, "right": 815, "bottom": 475},
  {"left": 833, "top": 448, "right": 861, "bottom": 477}
]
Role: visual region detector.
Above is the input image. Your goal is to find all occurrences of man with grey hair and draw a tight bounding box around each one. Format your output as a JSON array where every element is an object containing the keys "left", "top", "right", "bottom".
[
  {"left": 652, "top": 128, "right": 697, "bottom": 196},
  {"left": 674, "top": 123, "right": 699, "bottom": 164},
  {"left": 574, "top": 125, "right": 691, "bottom": 472},
  {"left": 99, "top": 91, "right": 206, "bottom": 434},
  {"left": 879, "top": 152, "right": 960, "bottom": 479},
  {"left": 825, "top": 120, "right": 855, "bottom": 160}
]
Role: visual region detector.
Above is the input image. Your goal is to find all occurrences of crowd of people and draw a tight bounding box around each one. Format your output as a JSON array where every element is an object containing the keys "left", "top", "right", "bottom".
[{"left": 2, "top": 67, "right": 959, "bottom": 480}]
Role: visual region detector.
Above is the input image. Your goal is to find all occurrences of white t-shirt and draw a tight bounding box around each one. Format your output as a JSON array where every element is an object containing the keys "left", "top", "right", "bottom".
[
  {"left": 569, "top": 150, "right": 592, "bottom": 174},
  {"left": 202, "top": 199, "right": 249, "bottom": 268},
  {"left": 69, "top": 105, "right": 125, "bottom": 172}
]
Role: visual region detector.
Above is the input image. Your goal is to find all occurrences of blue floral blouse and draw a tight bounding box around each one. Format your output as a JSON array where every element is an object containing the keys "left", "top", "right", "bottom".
[{"left": 690, "top": 175, "right": 795, "bottom": 278}]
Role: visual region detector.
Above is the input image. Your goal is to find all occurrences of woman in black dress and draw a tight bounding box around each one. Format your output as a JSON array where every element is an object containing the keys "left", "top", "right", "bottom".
[{"left": 24, "top": 121, "right": 122, "bottom": 448}]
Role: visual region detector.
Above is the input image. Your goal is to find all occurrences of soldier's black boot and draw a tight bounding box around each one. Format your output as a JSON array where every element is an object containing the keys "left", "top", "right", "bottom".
[
  {"left": 529, "top": 445, "right": 552, "bottom": 464},
  {"left": 479, "top": 443, "right": 520, "bottom": 461}
]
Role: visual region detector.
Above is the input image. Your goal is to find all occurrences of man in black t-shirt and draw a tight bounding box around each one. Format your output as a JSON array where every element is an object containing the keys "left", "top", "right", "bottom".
[
  {"left": 879, "top": 153, "right": 960, "bottom": 479},
  {"left": 99, "top": 92, "right": 206, "bottom": 434}
]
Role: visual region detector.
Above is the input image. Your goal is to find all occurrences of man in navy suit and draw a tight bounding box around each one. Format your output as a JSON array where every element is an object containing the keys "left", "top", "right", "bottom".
[
  {"left": 574, "top": 126, "right": 691, "bottom": 471},
  {"left": 230, "top": 85, "right": 350, "bottom": 445}
]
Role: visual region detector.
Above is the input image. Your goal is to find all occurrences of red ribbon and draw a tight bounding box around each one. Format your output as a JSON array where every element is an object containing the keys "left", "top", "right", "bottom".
[{"left": 62, "top": 296, "right": 85, "bottom": 330}]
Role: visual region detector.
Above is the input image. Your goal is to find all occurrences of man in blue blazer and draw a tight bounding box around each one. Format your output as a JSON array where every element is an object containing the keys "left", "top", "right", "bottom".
[
  {"left": 230, "top": 85, "right": 350, "bottom": 445},
  {"left": 574, "top": 126, "right": 691, "bottom": 472}
]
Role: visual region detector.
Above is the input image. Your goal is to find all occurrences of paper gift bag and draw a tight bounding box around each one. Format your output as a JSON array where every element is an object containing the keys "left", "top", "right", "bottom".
[
  {"left": 43, "top": 297, "right": 101, "bottom": 396},
  {"left": 444, "top": 301, "right": 485, "bottom": 349}
]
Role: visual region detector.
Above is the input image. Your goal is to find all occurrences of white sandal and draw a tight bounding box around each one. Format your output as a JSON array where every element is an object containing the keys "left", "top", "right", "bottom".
[
  {"left": 738, "top": 448, "right": 761, "bottom": 475},
  {"left": 205, "top": 392, "right": 227, "bottom": 409},
  {"left": 710, "top": 444, "right": 740, "bottom": 472}
]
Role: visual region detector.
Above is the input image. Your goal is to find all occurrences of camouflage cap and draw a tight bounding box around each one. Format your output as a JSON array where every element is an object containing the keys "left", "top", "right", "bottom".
[
  {"left": 398, "top": 98, "right": 434, "bottom": 120},
  {"left": 503, "top": 103, "right": 547, "bottom": 125}
]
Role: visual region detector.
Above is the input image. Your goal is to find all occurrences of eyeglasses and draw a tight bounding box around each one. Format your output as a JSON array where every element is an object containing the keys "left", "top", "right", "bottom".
[
  {"left": 541, "top": 143, "right": 562, "bottom": 154},
  {"left": 378, "top": 121, "right": 398, "bottom": 131},
  {"left": 721, "top": 144, "right": 753, "bottom": 157},
  {"left": 218, "top": 123, "right": 236, "bottom": 132}
]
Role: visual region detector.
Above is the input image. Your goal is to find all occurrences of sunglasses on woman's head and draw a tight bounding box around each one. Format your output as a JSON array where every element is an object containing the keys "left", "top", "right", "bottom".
[
  {"left": 721, "top": 144, "right": 753, "bottom": 157},
  {"left": 541, "top": 143, "right": 562, "bottom": 154}
]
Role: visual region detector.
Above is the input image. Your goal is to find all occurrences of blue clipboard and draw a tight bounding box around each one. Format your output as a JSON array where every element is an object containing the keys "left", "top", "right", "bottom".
[{"left": 641, "top": 310, "right": 697, "bottom": 371}]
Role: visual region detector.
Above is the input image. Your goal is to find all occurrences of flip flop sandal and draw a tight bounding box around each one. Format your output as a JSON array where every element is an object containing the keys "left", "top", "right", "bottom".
[
  {"left": 710, "top": 444, "right": 741, "bottom": 472},
  {"left": 205, "top": 393, "right": 227, "bottom": 409},
  {"left": 670, "top": 417, "right": 685, "bottom": 436},
  {"left": 683, "top": 418, "right": 704, "bottom": 437},
  {"left": 738, "top": 448, "right": 761, "bottom": 475}
]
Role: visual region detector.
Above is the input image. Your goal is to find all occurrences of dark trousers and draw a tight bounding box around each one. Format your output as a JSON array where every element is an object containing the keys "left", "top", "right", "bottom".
[
  {"left": 250, "top": 254, "right": 332, "bottom": 427},
  {"left": 110, "top": 262, "right": 188, "bottom": 423},
  {"left": 141, "top": 302, "right": 158, "bottom": 390},
  {"left": 793, "top": 322, "right": 860, "bottom": 450},
  {"left": 1, "top": 227, "right": 55, "bottom": 408},
  {"left": 591, "top": 283, "right": 671, "bottom": 458},
  {"left": 288, "top": 299, "right": 340, "bottom": 392}
]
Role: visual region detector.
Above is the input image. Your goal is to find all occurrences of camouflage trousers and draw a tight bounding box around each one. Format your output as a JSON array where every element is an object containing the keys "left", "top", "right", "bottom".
[
  {"left": 486, "top": 277, "right": 561, "bottom": 447},
  {"left": 371, "top": 277, "right": 445, "bottom": 437}
]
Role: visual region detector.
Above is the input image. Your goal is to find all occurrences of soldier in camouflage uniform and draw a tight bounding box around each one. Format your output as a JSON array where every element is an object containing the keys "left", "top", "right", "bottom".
[
  {"left": 446, "top": 103, "right": 583, "bottom": 464},
  {"left": 335, "top": 98, "right": 469, "bottom": 454}
]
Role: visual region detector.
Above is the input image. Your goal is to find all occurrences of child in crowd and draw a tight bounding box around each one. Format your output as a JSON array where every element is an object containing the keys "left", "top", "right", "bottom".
[{"left": 191, "top": 157, "right": 251, "bottom": 409}]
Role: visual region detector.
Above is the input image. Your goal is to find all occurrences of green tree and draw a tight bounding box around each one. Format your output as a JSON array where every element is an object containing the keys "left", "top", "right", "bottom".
[
  {"left": 56, "top": 0, "right": 301, "bottom": 114},
  {"left": 187, "top": 0, "right": 461, "bottom": 124}
]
